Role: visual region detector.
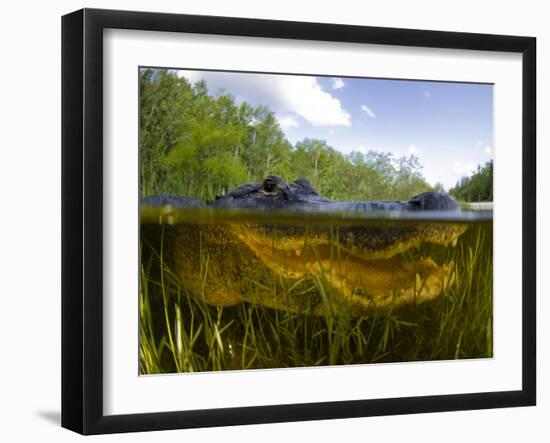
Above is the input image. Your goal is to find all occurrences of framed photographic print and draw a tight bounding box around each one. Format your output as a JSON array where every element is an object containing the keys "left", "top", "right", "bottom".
[{"left": 61, "top": 8, "right": 536, "bottom": 435}]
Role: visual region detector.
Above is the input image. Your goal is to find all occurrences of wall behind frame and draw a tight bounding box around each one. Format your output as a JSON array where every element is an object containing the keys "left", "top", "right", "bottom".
[{"left": 0, "top": 0, "right": 545, "bottom": 441}]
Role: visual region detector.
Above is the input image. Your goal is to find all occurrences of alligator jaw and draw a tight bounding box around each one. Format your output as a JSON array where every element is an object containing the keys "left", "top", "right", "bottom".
[{"left": 236, "top": 227, "right": 457, "bottom": 312}]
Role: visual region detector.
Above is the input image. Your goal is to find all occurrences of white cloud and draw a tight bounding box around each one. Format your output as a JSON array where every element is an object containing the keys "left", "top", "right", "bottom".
[
  {"left": 331, "top": 78, "right": 345, "bottom": 90},
  {"left": 476, "top": 140, "right": 493, "bottom": 156},
  {"left": 277, "top": 114, "right": 299, "bottom": 131},
  {"left": 360, "top": 104, "right": 376, "bottom": 119},
  {"left": 453, "top": 162, "right": 476, "bottom": 178},
  {"left": 408, "top": 145, "right": 421, "bottom": 155},
  {"left": 281, "top": 77, "right": 351, "bottom": 126},
  {"left": 329, "top": 129, "right": 335, "bottom": 135},
  {"left": 176, "top": 70, "right": 351, "bottom": 127},
  {"left": 424, "top": 90, "right": 432, "bottom": 98}
]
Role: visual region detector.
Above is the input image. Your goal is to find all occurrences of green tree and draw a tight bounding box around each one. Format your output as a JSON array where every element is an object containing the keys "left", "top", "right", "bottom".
[
  {"left": 289, "top": 139, "right": 341, "bottom": 193},
  {"left": 449, "top": 161, "right": 493, "bottom": 202},
  {"left": 162, "top": 120, "right": 249, "bottom": 199},
  {"left": 241, "top": 107, "right": 292, "bottom": 181},
  {"left": 140, "top": 68, "right": 442, "bottom": 202},
  {"left": 140, "top": 69, "right": 195, "bottom": 195},
  {"left": 323, "top": 150, "right": 432, "bottom": 201}
]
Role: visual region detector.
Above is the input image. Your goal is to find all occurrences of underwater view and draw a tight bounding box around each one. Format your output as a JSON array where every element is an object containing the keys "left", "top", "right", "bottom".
[
  {"left": 139, "top": 207, "right": 492, "bottom": 374},
  {"left": 138, "top": 67, "right": 494, "bottom": 374}
]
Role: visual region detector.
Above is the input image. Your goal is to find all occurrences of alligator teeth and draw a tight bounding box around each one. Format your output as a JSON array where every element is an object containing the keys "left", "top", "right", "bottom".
[
  {"left": 415, "top": 273, "right": 422, "bottom": 289},
  {"left": 295, "top": 249, "right": 302, "bottom": 257},
  {"left": 451, "top": 238, "right": 458, "bottom": 247}
]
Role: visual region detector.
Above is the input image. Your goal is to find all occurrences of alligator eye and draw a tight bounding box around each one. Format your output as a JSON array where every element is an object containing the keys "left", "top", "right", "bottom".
[
  {"left": 260, "top": 176, "right": 282, "bottom": 195},
  {"left": 263, "top": 180, "right": 276, "bottom": 193},
  {"left": 259, "top": 176, "right": 293, "bottom": 200}
]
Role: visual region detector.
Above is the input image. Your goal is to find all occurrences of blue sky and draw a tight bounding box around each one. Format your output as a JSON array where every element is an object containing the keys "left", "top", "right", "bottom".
[{"left": 175, "top": 69, "right": 493, "bottom": 190}]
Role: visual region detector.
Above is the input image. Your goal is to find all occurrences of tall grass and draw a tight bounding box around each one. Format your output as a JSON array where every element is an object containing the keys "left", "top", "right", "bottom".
[{"left": 139, "top": 222, "right": 492, "bottom": 374}]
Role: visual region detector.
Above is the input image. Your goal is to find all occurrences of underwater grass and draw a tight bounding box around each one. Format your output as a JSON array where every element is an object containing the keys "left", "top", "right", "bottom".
[{"left": 139, "top": 221, "right": 493, "bottom": 374}]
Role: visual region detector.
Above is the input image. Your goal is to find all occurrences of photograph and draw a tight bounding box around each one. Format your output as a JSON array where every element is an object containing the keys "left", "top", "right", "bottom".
[
  {"left": 138, "top": 67, "right": 494, "bottom": 375},
  {"left": 57, "top": 5, "right": 538, "bottom": 435}
]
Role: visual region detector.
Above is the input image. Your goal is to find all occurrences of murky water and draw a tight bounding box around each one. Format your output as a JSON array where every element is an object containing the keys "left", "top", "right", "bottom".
[{"left": 140, "top": 208, "right": 493, "bottom": 372}]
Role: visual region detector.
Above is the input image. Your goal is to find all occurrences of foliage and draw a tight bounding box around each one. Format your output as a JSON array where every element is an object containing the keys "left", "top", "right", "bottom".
[
  {"left": 322, "top": 151, "right": 432, "bottom": 201},
  {"left": 140, "top": 69, "right": 195, "bottom": 196},
  {"left": 449, "top": 161, "right": 493, "bottom": 202},
  {"left": 140, "top": 68, "right": 438, "bottom": 201}
]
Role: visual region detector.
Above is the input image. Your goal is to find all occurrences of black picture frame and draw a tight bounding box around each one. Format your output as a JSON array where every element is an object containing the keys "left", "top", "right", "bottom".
[{"left": 61, "top": 8, "right": 536, "bottom": 435}]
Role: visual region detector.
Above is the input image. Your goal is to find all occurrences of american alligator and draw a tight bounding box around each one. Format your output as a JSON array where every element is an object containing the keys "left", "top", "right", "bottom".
[
  {"left": 143, "top": 175, "right": 461, "bottom": 211},
  {"left": 142, "top": 176, "right": 467, "bottom": 315}
]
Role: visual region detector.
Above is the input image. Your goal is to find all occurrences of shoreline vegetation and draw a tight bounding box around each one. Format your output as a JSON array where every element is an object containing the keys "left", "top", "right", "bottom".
[
  {"left": 449, "top": 161, "right": 493, "bottom": 203},
  {"left": 140, "top": 68, "right": 492, "bottom": 204}
]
